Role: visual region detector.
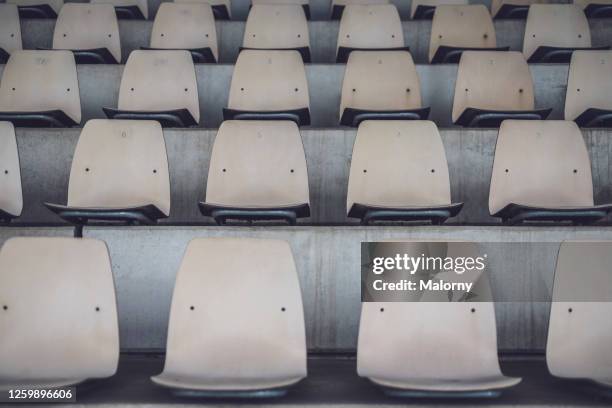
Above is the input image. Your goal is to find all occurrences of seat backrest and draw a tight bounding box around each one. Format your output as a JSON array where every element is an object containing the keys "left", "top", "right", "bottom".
[
  {"left": 565, "top": 51, "right": 612, "bottom": 121},
  {"left": 547, "top": 241, "right": 612, "bottom": 380},
  {"left": 452, "top": 51, "right": 535, "bottom": 122},
  {"left": 252, "top": 0, "right": 308, "bottom": 4},
  {"left": 53, "top": 4, "right": 121, "bottom": 63},
  {"left": 227, "top": 50, "right": 309, "bottom": 112},
  {"left": 0, "top": 122, "right": 22, "bottom": 218},
  {"left": 7, "top": 0, "right": 63, "bottom": 14},
  {"left": 0, "top": 237, "right": 119, "bottom": 383},
  {"left": 243, "top": 5, "right": 309, "bottom": 51},
  {"left": 118, "top": 50, "right": 200, "bottom": 123},
  {"left": 410, "top": 0, "right": 468, "bottom": 19},
  {"left": 491, "top": 0, "right": 541, "bottom": 17},
  {"left": 429, "top": 5, "right": 496, "bottom": 62},
  {"left": 67, "top": 119, "right": 170, "bottom": 216},
  {"left": 340, "top": 51, "right": 422, "bottom": 116},
  {"left": 337, "top": 4, "right": 404, "bottom": 52},
  {"left": 90, "top": 0, "right": 148, "bottom": 19},
  {"left": 0, "top": 50, "right": 81, "bottom": 124},
  {"left": 489, "top": 120, "right": 594, "bottom": 215},
  {"left": 205, "top": 120, "right": 309, "bottom": 208},
  {"left": 523, "top": 4, "right": 591, "bottom": 60},
  {"left": 347, "top": 121, "right": 451, "bottom": 212},
  {"left": 0, "top": 4, "right": 22, "bottom": 56},
  {"left": 150, "top": 3, "right": 218, "bottom": 61},
  {"left": 358, "top": 241, "right": 503, "bottom": 383},
  {"left": 160, "top": 237, "right": 306, "bottom": 386}
]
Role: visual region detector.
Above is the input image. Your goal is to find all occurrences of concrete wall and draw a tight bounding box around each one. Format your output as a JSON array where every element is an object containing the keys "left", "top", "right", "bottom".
[
  {"left": 1, "top": 225, "right": 611, "bottom": 352},
  {"left": 13, "top": 128, "right": 612, "bottom": 225},
  {"left": 19, "top": 18, "right": 612, "bottom": 64}
]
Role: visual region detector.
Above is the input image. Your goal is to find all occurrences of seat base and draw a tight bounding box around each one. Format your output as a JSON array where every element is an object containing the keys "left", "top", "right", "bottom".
[
  {"left": 336, "top": 47, "right": 411, "bottom": 64},
  {"left": 431, "top": 46, "right": 511, "bottom": 64},
  {"left": 369, "top": 376, "right": 521, "bottom": 398},
  {"left": 584, "top": 3, "right": 612, "bottom": 18},
  {"left": 212, "top": 4, "right": 230, "bottom": 20},
  {"left": 494, "top": 4, "right": 530, "bottom": 19},
  {"left": 16, "top": 4, "right": 57, "bottom": 18},
  {"left": 340, "top": 107, "right": 430, "bottom": 127},
  {"left": 412, "top": 5, "right": 436, "bottom": 20},
  {"left": 527, "top": 46, "right": 611, "bottom": 63},
  {"left": 239, "top": 46, "right": 311, "bottom": 63},
  {"left": 222, "top": 107, "right": 311, "bottom": 126},
  {"left": 493, "top": 203, "right": 612, "bottom": 225},
  {"left": 38, "top": 47, "right": 118, "bottom": 64},
  {"left": 0, "top": 110, "right": 77, "bottom": 128},
  {"left": 44, "top": 203, "right": 167, "bottom": 225},
  {"left": 349, "top": 202, "right": 463, "bottom": 225},
  {"left": 103, "top": 108, "right": 198, "bottom": 127},
  {"left": 114, "top": 5, "right": 146, "bottom": 20},
  {"left": 141, "top": 47, "right": 216, "bottom": 64},
  {"left": 171, "top": 388, "right": 289, "bottom": 398},
  {"left": 382, "top": 387, "right": 501, "bottom": 398},
  {"left": 0, "top": 48, "right": 9, "bottom": 64},
  {"left": 199, "top": 202, "right": 310, "bottom": 225},
  {"left": 455, "top": 107, "right": 552, "bottom": 127},
  {"left": 574, "top": 108, "right": 612, "bottom": 128}
]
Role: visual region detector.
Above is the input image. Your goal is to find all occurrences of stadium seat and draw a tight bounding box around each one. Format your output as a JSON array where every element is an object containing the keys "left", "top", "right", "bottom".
[
  {"left": 0, "top": 5, "right": 22, "bottom": 64},
  {"left": 452, "top": 51, "right": 551, "bottom": 127},
  {"left": 50, "top": 4, "right": 121, "bottom": 64},
  {"left": 0, "top": 237, "right": 119, "bottom": 391},
  {"left": 491, "top": 0, "right": 540, "bottom": 19},
  {"left": 90, "top": 0, "right": 148, "bottom": 19},
  {"left": 336, "top": 4, "right": 407, "bottom": 63},
  {"left": 347, "top": 121, "right": 462, "bottom": 224},
  {"left": 410, "top": 0, "right": 468, "bottom": 20},
  {"left": 175, "top": 0, "right": 231, "bottom": 19},
  {"left": 358, "top": 241, "right": 521, "bottom": 397},
  {"left": 144, "top": 3, "right": 218, "bottom": 63},
  {"left": 252, "top": 0, "right": 310, "bottom": 19},
  {"left": 0, "top": 50, "right": 81, "bottom": 127},
  {"left": 339, "top": 51, "right": 429, "bottom": 126},
  {"left": 546, "top": 241, "right": 612, "bottom": 389},
  {"left": 224, "top": 50, "right": 310, "bottom": 126},
  {"left": 331, "top": 0, "right": 388, "bottom": 19},
  {"left": 0, "top": 122, "right": 22, "bottom": 223},
  {"left": 7, "top": 0, "right": 62, "bottom": 18},
  {"left": 564, "top": 51, "right": 612, "bottom": 127},
  {"left": 103, "top": 50, "right": 200, "bottom": 127},
  {"left": 489, "top": 120, "right": 612, "bottom": 225},
  {"left": 152, "top": 238, "right": 307, "bottom": 396},
  {"left": 44, "top": 120, "right": 170, "bottom": 226},
  {"left": 199, "top": 120, "right": 310, "bottom": 225},
  {"left": 242, "top": 4, "right": 310, "bottom": 62},
  {"left": 523, "top": 4, "right": 609, "bottom": 63},
  {"left": 574, "top": 0, "right": 612, "bottom": 18},
  {"left": 429, "top": 5, "right": 507, "bottom": 64}
]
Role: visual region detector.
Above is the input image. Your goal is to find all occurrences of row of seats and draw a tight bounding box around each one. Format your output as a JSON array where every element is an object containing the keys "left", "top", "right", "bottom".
[
  {"left": 0, "top": 237, "right": 610, "bottom": 395},
  {"left": 1, "top": 49, "right": 611, "bottom": 128},
  {"left": 1, "top": 3, "right": 609, "bottom": 65},
  {"left": 2, "top": 119, "right": 610, "bottom": 226}
]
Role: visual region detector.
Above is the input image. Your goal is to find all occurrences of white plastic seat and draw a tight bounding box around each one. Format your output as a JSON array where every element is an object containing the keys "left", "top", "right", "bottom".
[
  {"left": 243, "top": 4, "right": 310, "bottom": 62},
  {"left": 51, "top": 4, "right": 121, "bottom": 64},
  {"left": 224, "top": 50, "right": 310, "bottom": 126},
  {"left": 44, "top": 119, "right": 170, "bottom": 225},
  {"left": 358, "top": 241, "right": 521, "bottom": 397},
  {"left": 330, "top": 0, "right": 388, "bottom": 19},
  {"left": 429, "top": 5, "right": 506, "bottom": 63},
  {"left": 252, "top": 0, "right": 310, "bottom": 19},
  {"left": 0, "top": 122, "right": 22, "bottom": 222},
  {"left": 574, "top": 0, "right": 612, "bottom": 17},
  {"left": 145, "top": 3, "right": 218, "bottom": 63},
  {"left": 564, "top": 51, "right": 612, "bottom": 127},
  {"left": 491, "top": 0, "right": 542, "bottom": 19},
  {"left": 347, "top": 121, "right": 462, "bottom": 224},
  {"left": 336, "top": 4, "right": 406, "bottom": 63},
  {"left": 174, "top": 0, "right": 231, "bottom": 19},
  {"left": 200, "top": 120, "right": 310, "bottom": 224},
  {"left": 523, "top": 4, "right": 609, "bottom": 63},
  {"left": 339, "top": 51, "right": 429, "bottom": 126},
  {"left": 152, "top": 237, "right": 307, "bottom": 396},
  {"left": 0, "top": 50, "right": 81, "bottom": 127},
  {"left": 0, "top": 237, "right": 119, "bottom": 391},
  {"left": 489, "top": 120, "right": 612, "bottom": 224},
  {"left": 547, "top": 241, "right": 612, "bottom": 389},
  {"left": 410, "top": 0, "right": 468, "bottom": 20},
  {"left": 90, "top": 0, "right": 148, "bottom": 19},
  {"left": 103, "top": 50, "right": 200, "bottom": 127},
  {"left": 7, "top": 0, "right": 62, "bottom": 18},
  {"left": 0, "top": 4, "right": 22, "bottom": 64},
  {"left": 452, "top": 51, "right": 551, "bottom": 127}
]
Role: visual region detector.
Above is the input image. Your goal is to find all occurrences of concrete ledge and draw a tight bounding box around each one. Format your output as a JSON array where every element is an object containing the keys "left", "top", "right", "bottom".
[{"left": 13, "top": 128, "right": 612, "bottom": 225}]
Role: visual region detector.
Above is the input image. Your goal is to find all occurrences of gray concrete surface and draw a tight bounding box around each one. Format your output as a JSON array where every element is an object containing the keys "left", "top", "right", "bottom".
[
  {"left": 12, "top": 128, "right": 612, "bottom": 225},
  {"left": 1, "top": 226, "right": 612, "bottom": 352}
]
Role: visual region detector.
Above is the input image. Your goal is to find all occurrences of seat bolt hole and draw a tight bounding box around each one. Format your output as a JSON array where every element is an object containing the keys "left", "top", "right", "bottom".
[
  {"left": 505, "top": 169, "right": 509, "bottom": 173},
  {"left": 573, "top": 169, "right": 578, "bottom": 173},
  {"left": 190, "top": 306, "right": 195, "bottom": 310},
  {"left": 153, "top": 169, "right": 157, "bottom": 174},
  {"left": 519, "top": 88, "right": 523, "bottom": 93},
  {"left": 67, "top": 88, "right": 70, "bottom": 92},
  {"left": 95, "top": 306, "right": 100, "bottom": 312},
  {"left": 294, "top": 88, "right": 299, "bottom": 92},
  {"left": 85, "top": 168, "right": 90, "bottom": 172},
  {"left": 471, "top": 308, "right": 476, "bottom": 313},
  {"left": 184, "top": 88, "right": 188, "bottom": 92},
  {"left": 222, "top": 168, "right": 227, "bottom": 172},
  {"left": 131, "top": 88, "right": 134, "bottom": 91},
  {"left": 577, "top": 88, "right": 580, "bottom": 92},
  {"left": 406, "top": 88, "right": 410, "bottom": 92},
  {"left": 568, "top": 308, "right": 573, "bottom": 313},
  {"left": 380, "top": 307, "right": 384, "bottom": 312},
  {"left": 363, "top": 169, "right": 367, "bottom": 173},
  {"left": 4, "top": 170, "right": 8, "bottom": 175},
  {"left": 290, "top": 169, "right": 294, "bottom": 173},
  {"left": 281, "top": 307, "right": 286, "bottom": 312},
  {"left": 431, "top": 169, "right": 435, "bottom": 173},
  {"left": 2, "top": 305, "right": 7, "bottom": 311}
]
